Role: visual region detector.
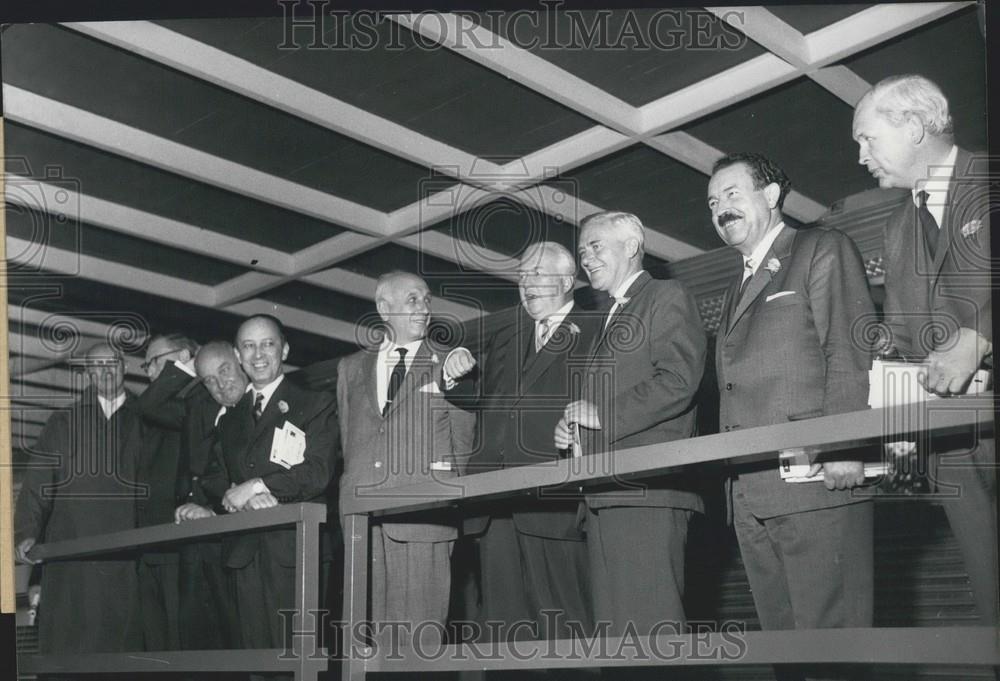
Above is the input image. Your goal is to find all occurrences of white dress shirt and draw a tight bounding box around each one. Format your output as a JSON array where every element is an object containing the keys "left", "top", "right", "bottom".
[
  {"left": 376, "top": 338, "right": 423, "bottom": 413},
  {"left": 245, "top": 374, "right": 284, "bottom": 415},
  {"left": 605, "top": 269, "right": 645, "bottom": 327},
  {"left": 97, "top": 392, "right": 127, "bottom": 420},
  {"left": 536, "top": 300, "right": 574, "bottom": 351},
  {"left": 742, "top": 221, "right": 786, "bottom": 282}
]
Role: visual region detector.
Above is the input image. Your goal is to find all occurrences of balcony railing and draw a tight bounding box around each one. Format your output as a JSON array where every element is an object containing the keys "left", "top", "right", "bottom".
[{"left": 16, "top": 396, "right": 1000, "bottom": 680}]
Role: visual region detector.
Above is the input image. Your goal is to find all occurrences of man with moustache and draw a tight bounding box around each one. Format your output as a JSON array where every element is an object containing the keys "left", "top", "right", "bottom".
[
  {"left": 15, "top": 343, "right": 144, "bottom": 655},
  {"left": 444, "top": 241, "right": 597, "bottom": 642},
  {"left": 555, "top": 212, "right": 706, "bottom": 644},
  {"left": 853, "top": 75, "right": 996, "bottom": 625},
  {"left": 708, "top": 152, "right": 875, "bottom": 681},
  {"left": 215, "top": 315, "right": 338, "bottom": 664},
  {"left": 134, "top": 332, "right": 200, "bottom": 652},
  {"left": 338, "top": 271, "right": 474, "bottom": 648}
]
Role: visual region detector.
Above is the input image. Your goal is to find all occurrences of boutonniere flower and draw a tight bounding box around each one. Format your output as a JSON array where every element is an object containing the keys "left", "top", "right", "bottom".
[
  {"left": 961, "top": 219, "right": 983, "bottom": 238},
  {"left": 566, "top": 322, "right": 581, "bottom": 335},
  {"left": 764, "top": 258, "right": 781, "bottom": 274},
  {"left": 277, "top": 400, "right": 289, "bottom": 414},
  {"left": 431, "top": 353, "right": 440, "bottom": 364}
]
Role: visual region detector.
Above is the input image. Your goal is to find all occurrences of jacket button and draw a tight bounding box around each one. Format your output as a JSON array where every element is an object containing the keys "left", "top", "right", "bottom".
[
  {"left": 379, "top": 427, "right": 385, "bottom": 434},
  {"left": 248, "top": 462, "right": 255, "bottom": 469},
  {"left": 509, "top": 413, "right": 515, "bottom": 420},
  {"left": 726, "top": 383, "right": 733, "bottom": 391}
]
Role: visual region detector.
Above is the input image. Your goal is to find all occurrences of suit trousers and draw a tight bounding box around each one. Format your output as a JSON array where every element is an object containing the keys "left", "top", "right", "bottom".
[
  {"left": 138, "top": 560, "right": 181, "bottom": 651},
  {"left": 477, "top": 514, "right": 592, "bottom": 642},
  {"left": 933, "top": 437, "right": 998, "bottom": 625},
  {"left": 586, "top": 506, "right": 693, "bottom": 637},
  {"left": 178, "top": 543, "right": 239, "bottom": 650},
  {"left": 732, "top": 490, "right": 873, "bottom": 681},
  {"left": 370, "top": 525, "right": 453, "bottom": 652}
]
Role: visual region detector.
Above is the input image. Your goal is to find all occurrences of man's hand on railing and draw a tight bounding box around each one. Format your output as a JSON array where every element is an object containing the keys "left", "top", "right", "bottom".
[
  {"left": 555, "top": 400, "right": 601, "bottom": 450},
  {"left": 920, "top": 327, "right": 991, "bottom": 396},
  {"left": 806, "top": 461, "right": 865, "bottom": 491},
  {"left": 245, "top": 492, "right": 279, "bottom": 510},
  {"left": 223, "top": 478, "right": 270, "bottom": 513},
  {"left": 175, "top": 503, "right": 216, "bottom": 523},
  {"left": 15, "top": 537, "right": 40, "bottom": 565}
]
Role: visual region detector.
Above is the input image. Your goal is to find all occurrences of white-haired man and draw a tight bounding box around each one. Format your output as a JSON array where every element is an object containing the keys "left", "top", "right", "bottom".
[
  {"left": 555, "top": 212, "right": 706, "bottom": 645},
  {"left": 853, "top": 74, "right": 996, "bottom": 625}
]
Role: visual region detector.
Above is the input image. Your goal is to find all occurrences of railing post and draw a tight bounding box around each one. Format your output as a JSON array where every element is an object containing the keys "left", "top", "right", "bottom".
[
  {"left": 292, "top": 505, "right": 325, "bottom": 681},
  {"left": 341, "top": 513, "right": 370, "bottom": 681}
]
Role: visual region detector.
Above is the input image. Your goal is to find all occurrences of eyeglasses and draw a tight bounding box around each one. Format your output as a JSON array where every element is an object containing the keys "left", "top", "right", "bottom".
[
  {"left": 140, "top": 349, "right": 180, "bottom": 372},
  {"left": 67, "top": 357, "right": 122, "bottom": 368}
]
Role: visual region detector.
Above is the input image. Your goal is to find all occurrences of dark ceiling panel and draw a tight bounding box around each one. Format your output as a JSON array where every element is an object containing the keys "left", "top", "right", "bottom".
[
  {"left": 338, "top": 243, "right": 521, "bottom": 313},
  {"left": 766, "top": 5, "right": 873, "bottom": 35},
  {"left": 5, "top": 274, "right": 358, "bottom": 366},
  {"left": 2, "top": 23, "right": 430, "bottom": 212},
  {"left": 6, "top": 206, "right": 248, "bottom": 285},
  {"left": 684, "top": 78, "right": 866, "bottom": 208},
  {"left": 155, "top": 17, "right": 595, "bottom": 157},
  {"left": 262, "top": 281, "right": 377, "bottom": 327},
  {"left": 4, "top": 123, "right": 341, "bottom": 253},
  {"left": 563, "top": 145, "right": 721, "bottom": 251},
  {"left": 433, "top": 197, "right": 580, "bottom": 259},
  {"left": 470, "top": 9, "right": 764, "bottom": 107},
  {"left": 843, "top": 7, "right": 986, "bottom": 152}
]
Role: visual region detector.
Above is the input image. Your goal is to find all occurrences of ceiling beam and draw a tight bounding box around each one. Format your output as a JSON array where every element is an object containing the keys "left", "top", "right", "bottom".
[
  {"left": 7, "top": 331, "right": 147, "bottom": 379},
  {"left": 13, "top": 306, "right": 151, "bottom": 349},
  {"left": 5, "top": 175, "right": 296, "bottom": 275},
  {"left": 5, "top": 236, "right": 360, "bottom": 344},
  {"left": 3, "top": 85, "right": 388, "bottom": 238}
]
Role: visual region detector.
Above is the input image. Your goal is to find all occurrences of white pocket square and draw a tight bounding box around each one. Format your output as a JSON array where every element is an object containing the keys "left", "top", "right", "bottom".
[
  {"left": 419, "top": 381, "right": 442, "bottom": 394},
  {"left": 765, "top": 291, "right": 796, "bottom": 302}
]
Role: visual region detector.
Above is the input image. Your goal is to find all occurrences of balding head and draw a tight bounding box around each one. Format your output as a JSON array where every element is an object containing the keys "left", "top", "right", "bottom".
[
  {"left": 235, "top": 315, "right": 289, "bottom": 389},
  {"left": 518, "top": 241, "right": 576, "bottom": 320},
  {"left": 375, "top": 271, "right": 431, "bottom": 344},
  {"left": 195, "top": 340, "right": 249, "bottom": 407}
]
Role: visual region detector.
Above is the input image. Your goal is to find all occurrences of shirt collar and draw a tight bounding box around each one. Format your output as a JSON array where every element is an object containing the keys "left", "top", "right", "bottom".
[
  {"left": 743, "top": 221, "right": 786, "bottom": 274},
  {"left": 611, "top": 269, "right": 645, "bottom": 301},
  {"left": 97, "top": 391, "right": 127, "bottom": 420},
  {"left": 378, "top": 337, "right": 424, "bottom": 357},
  {"left": 537, "top": 300, "right": 574, "bottom": 328},
  {"left": 246, "top": 374, "right": 284, "bottom": 404},
  {"left": 912, "top": 144, "right": 958, "bottom": 205}
]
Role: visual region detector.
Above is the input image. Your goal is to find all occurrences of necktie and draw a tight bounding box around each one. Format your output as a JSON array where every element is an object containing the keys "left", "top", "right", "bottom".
[
  {"left": 737, "top": 260, "right": 754, "bottom": 302},
  {"left": 916, "top": 190, "right": 940, "bottom": 259},
  {"left": 252, "top": 391, "right": 264, "bottom": 421},
  {"left": 383, "top": 347, "right": 408, "bottom": 417},
  {"left": 604, "top": 296, "right": 628, "bottom": 330},
  {"left": 535, "top": 318, "right": 551, "bottom": 353}
]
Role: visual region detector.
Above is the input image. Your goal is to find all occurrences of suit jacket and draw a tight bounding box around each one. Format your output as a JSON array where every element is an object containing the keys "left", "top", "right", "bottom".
[
  {"left": 215, "top": 377, "right": 338, "bottom": 568},
  {"left": 882, "top": 147, "right": 992, "bottom": 357},
  {"left": 337, "top": 338, "right": 475, "bottom": 543},
  {"left": 582, "top": 272, "right": 707, "bottom": 511},
  {"left": 135, "top": 364, "right": 199, "bottom": 563},
  {"left": 716, "top": 225, "right": 875, "bottom": 518},
  {"left": 15, "top": 389, "right": 145, "bottom": 652},
  {"left": 462, "top": 305, "right": 600, "bottom": 538}
]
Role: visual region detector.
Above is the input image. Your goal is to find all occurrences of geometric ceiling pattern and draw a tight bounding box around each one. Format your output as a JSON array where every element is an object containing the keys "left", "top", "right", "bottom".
[{"left": 2, "top": 4, "right": 987, "bottom": 450}]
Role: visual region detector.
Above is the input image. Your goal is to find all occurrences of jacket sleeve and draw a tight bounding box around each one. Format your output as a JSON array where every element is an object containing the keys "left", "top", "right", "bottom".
[
  {"left": 136, "top": 362, "right": 194, "bottom": 431},
  {"left": 260, "top": 390, "right": 340, "bottom": 503},
  {"left": 14, "top": 411, "right": 68, "bottom": 544}
]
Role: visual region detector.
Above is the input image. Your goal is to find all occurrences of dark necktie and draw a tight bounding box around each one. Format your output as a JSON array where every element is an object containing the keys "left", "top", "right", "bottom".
[
  {"left": 252, "top": 391, "right": 264, "bottom": 422},
  {"left": 917, "top": 190, "right": 940, "bottom": 259},
  {"left": 736, "top": 260, "right": 754, "bottom": 302},
  {"left": 383, "top": 347, "right": 408, "bottom": 417}
]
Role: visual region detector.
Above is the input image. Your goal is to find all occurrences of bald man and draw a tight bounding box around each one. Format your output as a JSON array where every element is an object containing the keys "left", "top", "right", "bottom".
[
  {"left": 338, "top": 271, "right": 475, "bottom": 648},
  {"left": 214, "top": 315, "right": 339, "bottom": 664},
  {"left": 15, "top": 343, "right": 145, "bottom": 654},
  {"left": 445, "top": 242, "right": 598, "bottom": 642}
]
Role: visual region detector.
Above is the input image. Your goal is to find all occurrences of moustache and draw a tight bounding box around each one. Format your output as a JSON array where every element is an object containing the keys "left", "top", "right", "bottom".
[{"left": 717, "top": 211, "right": 742, "bottom": 227}]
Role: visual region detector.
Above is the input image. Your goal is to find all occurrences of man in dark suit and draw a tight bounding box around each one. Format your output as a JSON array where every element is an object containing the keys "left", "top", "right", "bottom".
[
  {"left": 15, "top": 343, "right": 144, "bottom": 656},
  {"left": 134, "top": 332, "right": 200, "bottom": 651},
  {"left": 709, "top": 152, "right": 875, "bottom": 681},
  {"left": 444, "top": 241, "right": 597, "bottom": 642},
  {"left": 338, "top": 271, "right": 475, "bottom": 649},
  {"left": 215, "top": 315, "right": 338, "bottom": 667},
  {"left": 166, "top": 340, "right": 251, "bottom": 653},
  {"left": 854, "top": 74, "right": 996, "bottom": 625},
  {"left": 555, "top": 212, "right": 706, "bottom": 643}
]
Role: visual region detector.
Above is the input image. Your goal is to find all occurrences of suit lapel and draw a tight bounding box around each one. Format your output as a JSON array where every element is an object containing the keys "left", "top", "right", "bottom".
[
  {"left": 383, "top": 340, "right": 434, "bottom": 419},
  {"left": 250, "top": 379, "right": 290, "bottom": 442},
  {"left": 726, "top": 226, "right": 794, "bottom": 336},
  {"left": 593, "top": 271, "right": 651, "bottom": 357},
  {"left": 930, "top": 148, "right": 975, "bottom": 280},
  {"left": 362, "top": 348, "right": 381, "bottom": 417},
  {"left": 521, "top": 308, "right": 577, "bottom": 392}
]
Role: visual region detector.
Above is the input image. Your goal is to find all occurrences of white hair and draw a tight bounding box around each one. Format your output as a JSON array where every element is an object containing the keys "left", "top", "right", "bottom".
[
  {"left": 521, "top": 241, "right": 576, "bottom": 277},
  {"left": 861, "top": 74, "right": 953, "bottom": 139},
  {"left": 579, "top": 211, "right": 645, "bottom": 258}
]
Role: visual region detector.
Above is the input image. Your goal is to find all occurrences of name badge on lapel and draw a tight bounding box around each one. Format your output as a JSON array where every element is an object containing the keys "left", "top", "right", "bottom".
[{"left": 270, "top": 420, "right": 307, "bottom": 469}]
